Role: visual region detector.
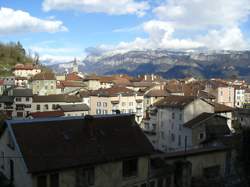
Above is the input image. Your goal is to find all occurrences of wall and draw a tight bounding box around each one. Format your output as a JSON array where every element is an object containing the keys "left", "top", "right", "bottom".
[
  {"left": 32, "top": 80, "right": 57, "bottom": 95},
  {"left": 32, "top": 156, "right": 150, "bottom": 187},
  {"left": 0, "top": 128, "right": 33, "bottom": 187}
]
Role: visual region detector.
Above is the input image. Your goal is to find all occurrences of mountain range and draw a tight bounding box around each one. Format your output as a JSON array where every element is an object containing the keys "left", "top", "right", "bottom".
[{"left": 46, "top": 50, "right": 250, "bottom": 81}]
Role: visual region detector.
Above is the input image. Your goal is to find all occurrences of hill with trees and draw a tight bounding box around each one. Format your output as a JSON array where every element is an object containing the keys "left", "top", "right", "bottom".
[{"left": 0, "top": 42, "right": 34, "bottom": 76}]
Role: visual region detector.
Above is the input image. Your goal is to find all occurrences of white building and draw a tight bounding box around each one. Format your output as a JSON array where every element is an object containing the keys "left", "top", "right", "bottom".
[
  {"left": 143, "top": 96, "right": 214, "bottom": 152},
  {"left": 13, "top": 64, "right": 41, "bottom": 78},
  {"left": 8, "top": 88, "right": 33, "bottom": 118},
  {"left": 234, "top": 87, "right": 245, "bottom": 108}
]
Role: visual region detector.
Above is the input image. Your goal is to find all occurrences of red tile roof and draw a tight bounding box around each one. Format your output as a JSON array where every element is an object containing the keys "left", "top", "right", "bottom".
[
  {"left": 30, "top": 111, "right": 65, "bottom": 118},
  {"left": 65, "top": 73, "right": 83, "bottom": 81},
  {"left": 32, "top": 72, "right": 56, "bottom": 80}
]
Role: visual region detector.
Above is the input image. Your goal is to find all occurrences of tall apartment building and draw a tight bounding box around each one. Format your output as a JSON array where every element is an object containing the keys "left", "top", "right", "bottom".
[{"left": 143, "top": 96, "right": 214, "bottom": 152}]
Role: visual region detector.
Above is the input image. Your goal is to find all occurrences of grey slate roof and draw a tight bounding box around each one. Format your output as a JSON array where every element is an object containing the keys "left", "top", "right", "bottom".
[
  {"left": 13, "top": 88, "right": 33, "bottom": 97},
  {"left": 0, "top": 96, "right": 14, "bottom": 103},
  {"left": 59, "top": 104, "right": 89, "bottom": 112}
]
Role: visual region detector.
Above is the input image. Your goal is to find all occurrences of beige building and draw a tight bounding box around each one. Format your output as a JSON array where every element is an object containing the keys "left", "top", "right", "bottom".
[
  {"left": 83, "top": 76, "right": 101, "bottom": 90},
  {"left": 89, "top": 87, "right": 144, "bottom": 124},
  {"left": 0, "top": 115, "right": 154, "bottom": 187},
  {"left": 216, "top": 87, "right": 235, "bottom": 107}
]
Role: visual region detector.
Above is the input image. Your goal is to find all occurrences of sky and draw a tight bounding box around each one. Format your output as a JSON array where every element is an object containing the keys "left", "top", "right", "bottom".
[{"left": 0, "top": 0, "right": 250, "bottom": 63}]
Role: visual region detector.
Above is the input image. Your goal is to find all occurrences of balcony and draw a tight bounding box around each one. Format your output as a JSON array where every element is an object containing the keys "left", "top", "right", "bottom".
[{"left": 4, "top": 106, "right": 13, "bottom": 110}]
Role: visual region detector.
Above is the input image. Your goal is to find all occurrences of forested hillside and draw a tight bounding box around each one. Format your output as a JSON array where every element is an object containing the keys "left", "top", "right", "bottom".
[{"left": 0, "top": 42, "right": 34, "bottom": 76}]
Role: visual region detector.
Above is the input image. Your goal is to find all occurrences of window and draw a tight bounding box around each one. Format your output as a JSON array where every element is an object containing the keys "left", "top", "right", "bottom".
[
  {"left": 52, "top": 104, "right": 57, "bottom": 110},
  {"left": 157, "top": 178, "right": 163, "bottom": 187},
  {"left": 16, "top": 97, "right": 21, "bottom": 102},
  {"left": 76, "top": 167, "right": 95, "bottom": 186},
  {"left": 10, "top": 160, "right": 14, "bottom": 181},
  {"left": 178, "top": 135, "right": 181, "bottom": 146},
  {"left": 123, "top": 158, "right": 138, "bottom": 178},
  {"left": 0, "top": 151, "right": 4, "bottom": 169},
  {"left": 50, "top": 173, "right": 59, "bottom": 187},
  {"left": 36, "top": 104, "right": 40, "bottom": 110},
  {"left": 161, "top": 132, "right": 165, "bottom": 139},
  {"left": 144, "top": 123, "right": 149, "bottom": 129},
  {"left": 122, "top": 102, "right": 126, "bottom": 106},
  {"left": 203, "top": 165, "right": 220, "bottom": 179},
  {"left": 150, "top": 181, "right": 155, "bottom": 187},
  {"left": 44, "top": 104, "right": 49, "bottom": 110},
  {"left": 37, "top": 175, "right": 47, "bottom": 187},
  {"left": 199, "top": 133, "right": 204, "bottom": 140},
  {"left": 179, "top": 113, "right": 182, "bottom": 120},
  {"left": 129, "top": 102, "right": 133, "bottom": 106},
  {"left": 97, "top": 102, "right": 101, "bottom": 107},
  {"left": 103, "top": 102, "right": 107, "bottom": 107},
  {"left": 96, "top": 109, "right": 102, "bottom": 114},
  {"left": 171, "top": 134, "right": 175, "bottom": 142},
  {"left": 172, "top": 112, "right": 175, "bottom": 119},
  {"left": 103, "top": 110, "right": 108, "bottom": 114},
  {"left": 51, "top": 85, "right": 54, "bottom": 89},
  {"left": 25, "top": 97, "right": 30, "bottom": 102},
  {"left": 152, "top": 124, "right": 156, "bottom": 131},
  {"left": 128, "top": 109, "right": 134, "bottom": 113}
]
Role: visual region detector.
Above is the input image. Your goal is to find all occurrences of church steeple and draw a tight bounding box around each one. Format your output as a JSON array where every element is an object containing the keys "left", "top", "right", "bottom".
[{"left": 73, "top": 58, "right": 78, "bottom": 73}]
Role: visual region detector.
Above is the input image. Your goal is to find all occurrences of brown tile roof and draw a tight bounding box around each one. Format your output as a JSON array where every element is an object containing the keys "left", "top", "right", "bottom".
[
  {"left": 145, "top": 89, "right": 169, "bottom": 97},
  {"left": 33, "top": 94, "right": 82, "bottom": 103},
  {"left": 32, "top": 72, "right": 56, "bottom": 80},
  {"left": 29, "top": 111, "right": 65, "bottom": 118},
  {"left": 91, "top": 86, "right": 136, "bottom": 97},
  {"left": 57, "top": 81, "right": 86, "bottom": 88},
  {"left": 7, "top": 115, "right": 154, "bottom": 173},
  {"left": 14, "top": 64, "right": 39, "bottom": 70},
  {"left": 154, "top": 96, "right": 197, "bottom": 108}
]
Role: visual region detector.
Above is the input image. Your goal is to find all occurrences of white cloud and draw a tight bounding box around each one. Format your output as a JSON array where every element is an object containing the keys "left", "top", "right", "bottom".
[
  {"left": 93, "top": 0, "right": 250, "bottom": 54},
  {"left": 0, "top": 7, "right": 67, "bottom": 36},
  {"left": 198, "top": 27, "right": 249, "bottom": 50},
  {"left": 153, "top": 0, "right": 250, "bottom": 29},
  {"left": 42, "top": 0, "right": 149, "bottom": 17},
  {"left": 40, "top": 54, "right": 84, "bottom": 64}
]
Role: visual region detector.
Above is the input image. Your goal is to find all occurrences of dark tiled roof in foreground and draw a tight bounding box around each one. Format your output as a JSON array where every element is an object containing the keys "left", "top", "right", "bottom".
[{"left": 7, "top": 115, "right": 153, "bottom": 173}]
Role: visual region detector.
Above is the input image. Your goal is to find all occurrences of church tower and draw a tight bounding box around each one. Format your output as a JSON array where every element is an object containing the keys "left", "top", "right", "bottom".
[{"left": 72, "top": 58, "right": 78, "bottom": 73}]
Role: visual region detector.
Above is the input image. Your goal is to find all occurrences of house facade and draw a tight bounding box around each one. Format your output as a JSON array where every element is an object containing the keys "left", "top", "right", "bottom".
[{"left": 0, "top": 115, "right": 154, "bottom": 187}]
